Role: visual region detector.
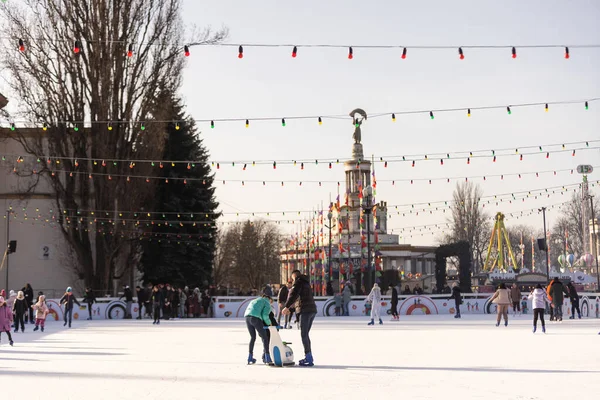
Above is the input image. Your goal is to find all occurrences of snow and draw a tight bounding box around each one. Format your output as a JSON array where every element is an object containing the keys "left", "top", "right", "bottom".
[{"left": 1, "top": 315, "right": 599, "bottom": 399}]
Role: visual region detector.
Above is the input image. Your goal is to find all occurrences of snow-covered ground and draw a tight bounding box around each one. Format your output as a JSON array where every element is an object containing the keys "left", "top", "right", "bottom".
[{"left": 1, "top": 315, "right": 599, "bottom": 399}]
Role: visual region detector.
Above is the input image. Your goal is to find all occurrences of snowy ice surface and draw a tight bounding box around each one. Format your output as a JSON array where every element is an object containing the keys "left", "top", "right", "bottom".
[{"left": 1, "top": 315, "right": 599, "bottom": 400}]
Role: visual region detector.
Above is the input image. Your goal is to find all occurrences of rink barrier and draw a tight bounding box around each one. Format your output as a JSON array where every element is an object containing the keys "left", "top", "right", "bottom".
[
  {"left": 38, "top": 293, "right": 600, "bottom": 320},
  {"left": 212, "top": 293, "right": 600, "bottom": 319}
]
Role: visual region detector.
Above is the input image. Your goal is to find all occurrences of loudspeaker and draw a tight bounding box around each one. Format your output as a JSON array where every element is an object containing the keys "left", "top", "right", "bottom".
[
  {"left": 8, "top": 240, "right": 17, "bottom": 254},
  {"left": 537, "top": 238, "right": 547, "bottom": 251}
]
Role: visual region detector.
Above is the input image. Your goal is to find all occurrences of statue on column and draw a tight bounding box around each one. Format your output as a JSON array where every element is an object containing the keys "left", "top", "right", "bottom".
[{"left": 350, "top": 108, "right": 367, "bottom": 144}]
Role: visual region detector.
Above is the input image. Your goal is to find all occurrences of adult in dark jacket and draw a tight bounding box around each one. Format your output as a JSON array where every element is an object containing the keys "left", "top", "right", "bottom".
[
  {"left": 282, "top": 270, "right": 317, "bottom": 367},
  {"left": 326, "top": 281, "right": 334, "bottom": 297},
  {"left": 83, "top": 288, "right": 96, "bottom": 320},
  {"left": 171, "top": 287, "right": 181, "bottom": 318},
  {"left": 548, "top": 278, "right": 569, "bottom": 321},
  {"left": 389, "top": 285, "right": 399, "bottom": 320},
  {"left": 277, "top": 283, "right": 290, "bottom": 327},
  {"left": 448, "top": 283, "right": 462, "bottom": 319},
  {"left": 59, "top": 287, "right": 81, "bottom": 328},
  {"left": 151, "top": 286, "right": 164, "bottom": 325},
  {"left": 566, "top": 282, "right": 581, "bottom": 319},
  {"left": 12, "top": 291, "right": 29, "bottom": 333},
  {"left": 119, "top": 285, "right": 134, "bottom": 319},
  {"left": 23, "top": 283, "right": 34, "bottom": 323}
]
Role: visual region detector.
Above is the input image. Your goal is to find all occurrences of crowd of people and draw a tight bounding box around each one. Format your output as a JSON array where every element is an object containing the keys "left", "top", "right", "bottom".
[
  {"left": 0, "top": 283, "right": 52, "bottom": 346},
  {"left": 134, "top": 284, "right": 216, "bottom": 323}
]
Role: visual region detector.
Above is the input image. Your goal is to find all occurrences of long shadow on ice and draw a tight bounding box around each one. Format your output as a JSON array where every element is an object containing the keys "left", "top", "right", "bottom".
[{"left": 315, "top": 365, "right": 599, "bottom": 374}]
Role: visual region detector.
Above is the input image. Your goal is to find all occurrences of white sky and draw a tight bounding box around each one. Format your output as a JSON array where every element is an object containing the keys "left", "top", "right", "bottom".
[{"left": 179, "top": 0, "right": 600, "bottom": 245}]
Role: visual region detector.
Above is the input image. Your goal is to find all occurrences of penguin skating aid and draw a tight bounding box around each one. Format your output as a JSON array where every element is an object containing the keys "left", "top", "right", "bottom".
[{"left": 265, "top": 326, "right": 295, "bottom": 367}]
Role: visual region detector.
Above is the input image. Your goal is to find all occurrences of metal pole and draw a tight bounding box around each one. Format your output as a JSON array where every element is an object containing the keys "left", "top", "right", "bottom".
[
  {"left": 328, "top": 213, "right": 332, "bottom": 290},
  {"left": 367, "top": 202, "right": 372, "bottom": 292},
  {"left": 541, "top": 207, "right": 549, "bottom": 282},
  {"left": 5, "top": 210, "right": 10, "bottom": 290},
  {"left": 589, "top": 196, "right": 600, "bottom": 291}
]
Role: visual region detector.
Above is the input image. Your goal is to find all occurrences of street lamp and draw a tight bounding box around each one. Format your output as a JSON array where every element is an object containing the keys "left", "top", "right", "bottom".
[
  {"left": 539, "top": 207, "right": 550, "bottom": 282},
  {"left": 326, "top": 207, "right": 334, "bottom": 293},
  {"left": 587, "top": 195, "right": 600, "bottom": 291},
  {"left": 362, "top": 186, "right": 374, "bottom": 292}
]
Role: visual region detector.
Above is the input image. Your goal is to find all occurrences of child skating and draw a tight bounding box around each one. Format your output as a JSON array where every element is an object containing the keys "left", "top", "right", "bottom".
[
  {"left": 12, "top": 291, "right": 28, "bottom": 333},
  {"left": 32, "top": 295, "right": 50, "bottom": 332},
  {"left": 0, "top": 296, "right": 14, "bottom": 346},
  {"left": 367, "top": 283, "right": 382, "bottom": 325},
  {"left": 528, "top": 284, "right": 550, "bottom": 333}
]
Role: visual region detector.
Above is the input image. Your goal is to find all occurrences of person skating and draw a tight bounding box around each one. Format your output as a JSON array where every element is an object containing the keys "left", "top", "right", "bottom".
[
  {"left": 119, "top": 285, "right": 134, "bottom": 319},
  {"left": 12, "top": 291, "right": 28, "bottom": 333},
  {"left": 366, "top": 283, "right": 383, "bottom": 325},
  {"left": 151, "top": 286, "right": 163, "bottom": 325},
  {"left": 389, "top": 284, "right": 399, "bottom": 321},
  {"left": 282, "top": 270, "right": 318, "bottom": 367},
  {"left": 566, "top": 282, "right": 581, "bottom": 319},
  {"left": 342, "top": 284, "right": 351, "bottom": 316},
  {"left": 334, "top": 292, "right": 342, "bottom": 316},
  {"left": 490, "top": 283, "right": 512, "bottom": 327},
  {"left": 83, "top": 288, "right": 96, "bottom": 320},
  {"left": 528, "top": 284, "right": 550, "bottom": 333},
  {"left": 277, "top": 281, "right": 290, "bottom": 328},
  {"left": 59, "top": 287, "right": 81, "bottom": 328},
  {"left": 0, "top": 296, "right": 14, "bottom": 346},
  {"left": 32, "top": 295, "right": 49, "bottom": 332},
  {"left": 546, "top": 280, "right": 555, "bottom": 321},
  {"left": 510, "top": 283, "right": 521, "bottom": 317},
  {"left": 178, "top": 287, "right": 187, "bottom": 319},
  {"left": 548, "top": 278, "right": 569, "bottom": 322},
  {"left": 24, "top": 283, "right": 35, "bottom": 324},
  {"left": 448, "top": 283, "right": 462, "bottom": 318},
  {"left": 243, "top": 295, "right": 273, "bottom": 365}
]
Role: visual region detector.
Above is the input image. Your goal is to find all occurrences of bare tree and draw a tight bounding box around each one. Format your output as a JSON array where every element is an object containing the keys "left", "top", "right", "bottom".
[
  {"left": 212, "top": 226, "right": 239, "bottom": 287},
  {"left": 444, "top": 181, "right": 490, "bottom": 273},
  {"left": 220, "top": 220, "right": 282, "bottom": 291},
  {"left": 0, "top": 0, "right": 226, "bottom": 290}
]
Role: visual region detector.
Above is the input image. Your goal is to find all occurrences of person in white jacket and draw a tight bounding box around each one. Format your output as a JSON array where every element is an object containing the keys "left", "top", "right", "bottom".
[
  {"left": 367, "top": 283, "right": 382, "bottom": 326},
  {"left": 528, "top": 284, "right": 550, "bottom": 334}
]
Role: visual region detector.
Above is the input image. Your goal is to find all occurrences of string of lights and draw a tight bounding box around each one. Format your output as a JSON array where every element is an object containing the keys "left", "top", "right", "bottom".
[{"left": 0, "top": 97, "right": 596, "bottom": 129}]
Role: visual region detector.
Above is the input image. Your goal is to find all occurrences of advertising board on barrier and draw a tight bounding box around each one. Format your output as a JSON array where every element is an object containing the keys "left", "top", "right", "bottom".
[{"left": 40, "top": 293, "right": 600, "bottom": 320}]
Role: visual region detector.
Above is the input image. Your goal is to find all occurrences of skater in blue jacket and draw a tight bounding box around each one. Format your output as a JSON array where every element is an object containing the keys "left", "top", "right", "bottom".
[{"left": 244, "top": 295, "right": 273, "bottom": 365}]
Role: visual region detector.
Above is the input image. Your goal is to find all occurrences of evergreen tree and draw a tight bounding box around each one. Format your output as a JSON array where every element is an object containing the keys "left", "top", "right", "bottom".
[{"left": 139, "top": 95, "right": 219, "bottom": 288}]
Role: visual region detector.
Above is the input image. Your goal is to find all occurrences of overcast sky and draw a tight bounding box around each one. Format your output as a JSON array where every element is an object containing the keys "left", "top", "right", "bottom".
[{"left": 179, "top": 0, "right": 600, "bottom": 245}]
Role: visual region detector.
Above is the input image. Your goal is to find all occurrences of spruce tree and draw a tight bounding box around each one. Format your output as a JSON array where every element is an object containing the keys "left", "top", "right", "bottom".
[{"left": 139, "top": 95, "right": 219, "bottom": 288}]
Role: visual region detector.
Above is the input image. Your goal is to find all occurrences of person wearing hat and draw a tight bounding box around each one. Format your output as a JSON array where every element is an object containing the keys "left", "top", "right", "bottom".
[
  {"left": 548, "top": 277, "right": 569, "bottom": 322},
  {"left": 59, "top": 287, "right": 81, "bottom": 328},
  {"left": 32, "top": 295, "right": 49, "bottom": 332},
  {"left": 243, "top": 294, "right": 273, "bottom": 365},
  {"left": 12, "top": 291, "right": 29, "bottom": 333},
  {"left": 0, "top": 296, "right": 14, "bottom": 346},
  {"left": 389, "top": 284, "right": 399, "bottom": 321},
  {"left": 24, "top": 283, "right": 35, "bottom": 324},
  {"left": 448, "top": 282, "right": 463, "bottom": 319}
]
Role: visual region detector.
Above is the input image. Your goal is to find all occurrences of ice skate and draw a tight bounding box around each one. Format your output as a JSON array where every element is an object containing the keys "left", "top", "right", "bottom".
[
  {"left": 533, "top": 326, "right": 537, "bottom": 333},
  {"left": 33, "top": 325, "right": 39, "bottom": 332},
  {"left": 367, "top": 319, "right": 374, "bottom": 326},
  {"left": 504, "top": 320, "right": 508, "bottom": 327},
  {"left": 9, "top": 340, "right": 13, "bottom": 346},
  {"left": 542, "top": 326, "right": 546, "bottom": 333},
  {"left": 247, "top": 353, "right": 256, "bottom": 365},
  {"left": 299, "top": 353, "right": 314, "bottom": 367},
  {"left": 495, "top": 322, "right": 500, "bottom": 327},
  {"left": 379, "top": 318, "right": 383, "bottom": 325},
  {"left": 14, "top": 328, "right": 17, "bottom": 333},
  {"left": 262, "top": 353, "right": 272, "bottom": 364},
  {"left": 41, "top": 327, "right": 44, "bottom": 332}
]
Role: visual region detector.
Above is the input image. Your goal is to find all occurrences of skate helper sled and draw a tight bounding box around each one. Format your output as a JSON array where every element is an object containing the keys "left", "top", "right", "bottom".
[{"left": 264, "top": 326, "right": 295, "bottom": 367}]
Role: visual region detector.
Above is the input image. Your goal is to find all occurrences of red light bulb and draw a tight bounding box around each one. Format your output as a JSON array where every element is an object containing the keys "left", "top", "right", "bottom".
[
  {"left": 127, "top": 44, "right": 133, "bottom": 57},
  {"left": 238, "top": 45, "right": 244, "bottom": 59},
  {"left": 511, "top": 47, "right": 517, "bottom": 59},
  {"left": 74, "top": 40, "right": 81, "bottom": 54},
  {"left": 458, "top": 47, "right": 464, "bottom": 60},
  {"left": 564, "top": 47, "right": 570, "bottom": 59},
  {"left": 348, "top": 47, "right": 353, "bottom": 59},
  {"left": 292, "top": 46, "right": 297, "bottom": 58},
  {"left": 401, "top": 47, "right": 407, "bottom": 59},
  {"left": 18, "top": 39, "right": 25, "bottom": 52},
  {"left": 184, "top": 45, "right": 190, "bottom": 57}
]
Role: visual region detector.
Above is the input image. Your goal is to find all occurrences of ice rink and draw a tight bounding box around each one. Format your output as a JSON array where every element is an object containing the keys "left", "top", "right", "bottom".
[{"left": 1, "top": 315, "right": 599, "bottom": 399}]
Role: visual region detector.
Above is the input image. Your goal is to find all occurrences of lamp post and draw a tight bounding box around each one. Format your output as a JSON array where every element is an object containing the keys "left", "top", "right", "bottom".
[
  {"left": 362, "top": 187, "right": 373, "bottom": 292},
  {"left": 539, "top": 207, "right": 550, "bottom": 282},
  {"left": 588, "top": 195, "right": 600, "bottom": 291},
  {"left": 326, "top": 208, "right": 333, "bottom": 292}
]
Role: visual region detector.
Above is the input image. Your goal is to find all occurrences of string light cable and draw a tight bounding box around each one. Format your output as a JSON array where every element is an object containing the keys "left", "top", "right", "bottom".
[{"left": 1, "top": 97, "right": 597, "bottom": 131}]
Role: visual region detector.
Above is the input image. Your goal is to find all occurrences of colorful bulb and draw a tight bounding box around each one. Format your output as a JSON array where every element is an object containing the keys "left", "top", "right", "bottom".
[
  {"left": 10, "top": 123, "right": 15, "bottom": 131},
  {"left": 210, "top": 120, "right": 215, "bottom": 128},
  {"left": 43, "top": 123, "right": 47, "bottom": 131},
  {"left": 511, "top": 47, "right": 516, "bottom": 59},
  {"left": 140, "top": 123, "right": 145, "bottom": 131},
  {"left": 74, "top": 40, "right": 81, "bottom": 54},
  {"left": 401, "top": 47, "right": 407, "bottom": 59},
  {"left": 74, "top": 125, "right": 79, "bottom": 132},
  {"left": 108, "top": 123, "right": 113, "bottom": 131},
  {"left": 348, "top": 47, "right": 353, "bottom": 59},
  {"left": 238, "top": 45, "right": 244, "bottom": 59},
  {"left": 292, "top": 46, "right": 297, "bottom": 58},
  {"left": 585, "top": 101, "right": 588, "bottom": 110},
  {"left": 429, "top": 111, "right": 434, "bottom": 120},
  {"left": 281, "top": 118, "right": 286, "bottom": 127},
  {"left": 545, "top": 103, "right": 548, "bottom": 112},
  {"left": 127, "top": 44, "right": 133, "bottom": 57},
  {"left": 564, "top": 47, "right": 569, "bottom": 59},
  {"left": 391, "top": 113, "right": 396, "bottom": 122},
  {"left": 245, "top": 119, "right": 249, "bottom": 128},
  {"left": 458, "top": 47, "right": 464, "bottom": 60},
  {"left": 184, "top": 45, "right": 190, "bottom": 57},
  {"left": 18, "top": 38, "right": 25, "bottom": 52},
  {"left": 318, "top": 117, "right": 322, "bottom": 125},
  {"left": 467, "top": 108, "right": 471, "bottom": 117},
  {"left": 175, "top": 123, "right": 180, "bottom": 130},
  {"left": 506, "top": 106, "right": 511, "bottom": 115}
]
